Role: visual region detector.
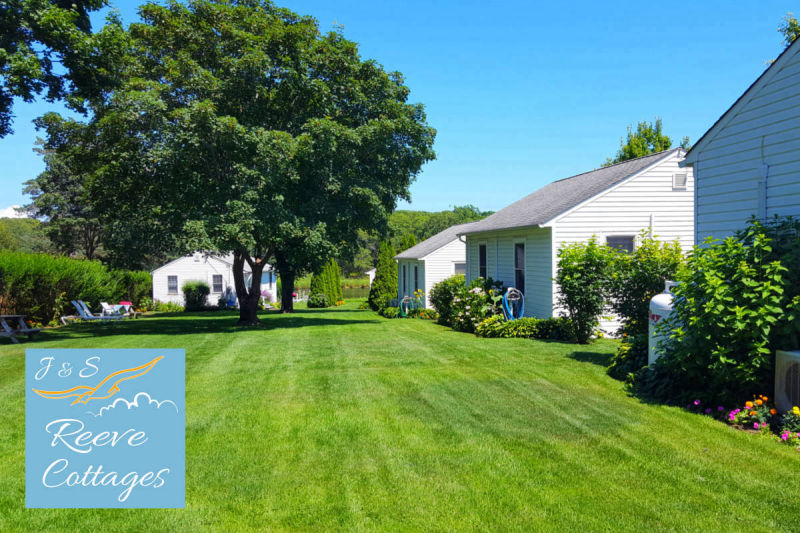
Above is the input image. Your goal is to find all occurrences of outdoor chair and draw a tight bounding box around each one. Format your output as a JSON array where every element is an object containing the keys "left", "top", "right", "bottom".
[
  {"left": 101, "top": 302, "right": 139, "bottom": 319},
  {"left": 71, "top": 301, "right": 124, "bottom": 322}
]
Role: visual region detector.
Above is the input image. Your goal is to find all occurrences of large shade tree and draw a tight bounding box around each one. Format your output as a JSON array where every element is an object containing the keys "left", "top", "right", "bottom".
[
  {"left": 24, "top": 113, "right": 105, "bottom": 260},
  {"left": 82, "top": 0, "right": 434, "bottom": 323},
  {"left": 0, "top": 0, "right": 111, "bottom": 137}
]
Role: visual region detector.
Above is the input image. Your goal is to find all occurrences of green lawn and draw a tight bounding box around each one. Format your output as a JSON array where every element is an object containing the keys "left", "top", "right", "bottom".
[{"left": 1, "top": 301, "right": 799, "bottom": 531}]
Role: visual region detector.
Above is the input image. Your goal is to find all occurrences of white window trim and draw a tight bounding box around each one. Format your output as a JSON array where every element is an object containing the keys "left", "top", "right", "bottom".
[
  {"left": 672, "top": 172, "right": 688, "bottom": 190},
  {"left": 167, "top": 275, "right": 178, "bottom": 295}
]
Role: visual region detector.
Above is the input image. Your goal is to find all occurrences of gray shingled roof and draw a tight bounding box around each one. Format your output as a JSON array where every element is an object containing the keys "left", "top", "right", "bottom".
[
  {"left": 394, "top": 221, "right": 480, "bottom": 260},
  {"left": 460, "top": 149, "right": 681, "bottom": 235}
]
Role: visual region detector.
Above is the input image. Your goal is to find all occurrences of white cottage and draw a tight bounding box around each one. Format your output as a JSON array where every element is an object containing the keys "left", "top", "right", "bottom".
[
  {"left": 681, "top": 37, "right": 800, "bottom": 243},
  {"left": 460, "top": 148, "right": 694, "bottom": 331},
  {"left": 152, "top": 252, "right": 277, "bottom": 306},
  {"left": 394, "top": 222, "right": 477, "bottom": 307}
]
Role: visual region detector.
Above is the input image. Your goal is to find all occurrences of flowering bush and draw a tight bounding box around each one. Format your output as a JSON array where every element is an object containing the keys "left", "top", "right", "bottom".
[
  {"left": 451, "top": 279, "right": 503, "bottom": 333},
  {"left": 429, "top": 274, "right": 466, "bottom": 327}
]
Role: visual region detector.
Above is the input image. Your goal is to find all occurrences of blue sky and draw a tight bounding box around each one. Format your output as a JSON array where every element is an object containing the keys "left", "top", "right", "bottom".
[{"left": 0, "top": 1, "right": 794, "bottom": 215}]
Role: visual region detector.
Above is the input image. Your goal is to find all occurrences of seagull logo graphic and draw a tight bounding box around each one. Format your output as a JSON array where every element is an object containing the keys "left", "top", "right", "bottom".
[{"left": 32, "top": 356, "right": 163, "bottom": 405}]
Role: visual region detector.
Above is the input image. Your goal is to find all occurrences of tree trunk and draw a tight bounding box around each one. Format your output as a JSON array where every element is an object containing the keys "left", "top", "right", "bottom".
[
  {"left": 280, "top": 269, "right": 295, "bottom": 313},
  {"left": 232, "top": 252, "right": 264, "bottom": 325}
]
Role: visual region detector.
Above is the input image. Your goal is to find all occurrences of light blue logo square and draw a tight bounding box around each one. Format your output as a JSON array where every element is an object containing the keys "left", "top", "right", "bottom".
[{"left": 25, "top": 349, "right": 185, "bottom": 508}]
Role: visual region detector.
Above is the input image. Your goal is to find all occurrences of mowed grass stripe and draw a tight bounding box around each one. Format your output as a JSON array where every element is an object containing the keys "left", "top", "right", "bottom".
[{"left": 1, "top": 301, "right": 799, "bottom": 532}]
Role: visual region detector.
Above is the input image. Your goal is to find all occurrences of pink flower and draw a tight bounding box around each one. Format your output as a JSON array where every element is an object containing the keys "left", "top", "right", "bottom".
[
  {"left": 782, "top": 432, "right": 789, "bottom": 441},
  {"left": 693, "top": 399, "right": 701, "bottom": 406},
  {"left": 753, "top": 422, "right": 760, "bottom": 429}
]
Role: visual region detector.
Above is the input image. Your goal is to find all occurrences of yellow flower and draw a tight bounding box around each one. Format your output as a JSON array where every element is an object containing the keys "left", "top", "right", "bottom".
[
  {"left": 745, "top": 401, "right": 754, "bottom": 408},
  {"left": 755, "top": 399, "right": 763, "bottom": 406},
  {"left": 749, "top": 410, "right": 757, "bottom": 416},
  {"left": 770, "top": 409, "right": 777, "bottom": 415}
]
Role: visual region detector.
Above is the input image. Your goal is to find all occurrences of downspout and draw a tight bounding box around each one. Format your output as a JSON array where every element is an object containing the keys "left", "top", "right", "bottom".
[{"left": 759, "top": 135, "right": 770, "bottom": 220}]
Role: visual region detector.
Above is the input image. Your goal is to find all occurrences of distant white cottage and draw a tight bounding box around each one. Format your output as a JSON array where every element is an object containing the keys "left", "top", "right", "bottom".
[
  {"left": 681, "top": 37, "right": 800, "bottom": 243},
  {"left": 459, "top": 148, "right": 694, "bottom": 331},
  {"left": 152, "top": 252, "right": 277, "bottom": 306},
  {"left": 394, "top": 222, "right": 475, "bottom": 307}
]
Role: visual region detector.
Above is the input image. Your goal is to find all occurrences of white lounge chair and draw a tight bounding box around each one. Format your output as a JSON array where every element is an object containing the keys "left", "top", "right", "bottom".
[
  {"left": 101, "top": 302, "right": 139, "bottom": 319},
  {"left": 72, "top": 301, "right": 124, "bottom": 321}
]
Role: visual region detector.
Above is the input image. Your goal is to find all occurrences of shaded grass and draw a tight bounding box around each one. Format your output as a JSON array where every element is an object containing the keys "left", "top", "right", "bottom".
[{"left": 1, "top": 301, "right": 799, "bottom": 531}]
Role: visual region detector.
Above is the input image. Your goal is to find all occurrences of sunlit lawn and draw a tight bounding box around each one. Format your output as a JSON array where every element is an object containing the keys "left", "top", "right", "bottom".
[{"left": 1, "top": 301, "right": 798, "bottom": 531}]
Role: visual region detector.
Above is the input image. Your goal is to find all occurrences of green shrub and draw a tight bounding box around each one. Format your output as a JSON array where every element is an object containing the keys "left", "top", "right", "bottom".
[
  {"left": 307, "top": 293, "right": 328, "bottom": 308},
  {"left": 606, "top": 232, "right": 684, "bottom": 338},
  {"left": 379, "top": 306, "right": 399, "bottom": 318},
  {"left": 534, "top": 317, "right": 576, "bottom": 341},
  {"left": 607, "top": 334, "right": 648, "bottom": 380},
  {"left": 631, "top": 219, "right": 800, "bottom": 406},
  {"left": 429, "top": 274, "right": 466, "bottom": 327},
  {"left": 153, "top": 300, "right": 184, "bottom": 312},
  {"left": 182, "top": 280, "right": 210, "bottom": 311},
  {"left": 451, "top": 278, "right": 503, "bottom": 333},
  {"left": 368, "top": 241, "right": 397, "bottom": 311},
  {"left": 309, "top": 258, "right": 343, "bottom": 307},
  {"left": 475, "top": 315, "right": 575, "bottom": 341},
  {"left": 556, "top": 237, "right": 616, "bottom": 343},
  {"left": 0, "top": 251, "right": 150, "bottom": 324},
  {"left": 112, "top": 269, "right": 152, "bottom": 307}
]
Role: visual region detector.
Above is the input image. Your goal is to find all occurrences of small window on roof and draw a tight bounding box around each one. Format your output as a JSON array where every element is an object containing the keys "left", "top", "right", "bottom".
[
  {"left": 673, "top": 173, "right": 688, "bottom": 190},
  {"left": 607, "top": 236, "right": 635, "bottom": 253}
]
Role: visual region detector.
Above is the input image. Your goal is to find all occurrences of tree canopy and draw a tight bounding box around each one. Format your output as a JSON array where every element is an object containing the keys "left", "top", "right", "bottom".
[
  {"left": 24, "top": 114, "right": 104, "bottom": 260},
  {"left": 780, "top": 12, "right": 800, "bottom": 47},
  {"left": 604, "top": 118, "right": 690, "bottom": 167},
  {"left": 0, "top": 0, "right": 109, "bottom": 137},
  {"left": 57, "top": 0, "right": 435, "bottom": 322}
]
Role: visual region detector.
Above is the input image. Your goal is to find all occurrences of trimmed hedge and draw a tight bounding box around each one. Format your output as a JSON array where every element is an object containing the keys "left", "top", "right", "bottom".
[
  {"left": 0, "top": 251, "right": 152, "bottom": 324},
  {"left": 475, "top": 315, "right": 575, "bottom": 341},
  {"left": 182, "top": 280, "right": 210, "bottom": 311}
]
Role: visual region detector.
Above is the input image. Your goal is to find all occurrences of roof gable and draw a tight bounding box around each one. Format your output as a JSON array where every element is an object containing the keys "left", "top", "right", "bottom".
[
  {"left": 394, "top": 222, "right": 478, "bottom": 260},
  {"left": 460, "top": 149, "right": 681, "bottom": 235},
  {"left": 683, "top": 38, "right": 800, "bottom": 164}
]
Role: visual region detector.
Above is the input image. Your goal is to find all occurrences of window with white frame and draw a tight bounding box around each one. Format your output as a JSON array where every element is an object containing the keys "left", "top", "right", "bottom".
[
  {"left": 212, "top": 274, "right": 223, "bottom": 293},
  {"left": 672, "top": 173, "right": 688, "bottom": 190},
  {"left": 167, "top": 275, "right": 178, "bottom": 294},
  {"left": 454, "top": 262, "right": 466, "bottom": 275}
]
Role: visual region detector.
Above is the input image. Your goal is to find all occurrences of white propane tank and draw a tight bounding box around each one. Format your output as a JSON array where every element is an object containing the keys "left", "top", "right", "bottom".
[{"left": 648, "top": 281, "right": 678, "bottom": 365}]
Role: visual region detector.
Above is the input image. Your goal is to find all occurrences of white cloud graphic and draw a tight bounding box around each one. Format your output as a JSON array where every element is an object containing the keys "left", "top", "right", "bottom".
[{"left": 86, "top": 392, "right": 178, "bottom": 418}]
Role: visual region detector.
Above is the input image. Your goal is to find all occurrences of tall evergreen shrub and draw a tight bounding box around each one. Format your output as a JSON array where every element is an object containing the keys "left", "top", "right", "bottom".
[{"left": 368, "top": 241, "right": 397, "bottom": 311}]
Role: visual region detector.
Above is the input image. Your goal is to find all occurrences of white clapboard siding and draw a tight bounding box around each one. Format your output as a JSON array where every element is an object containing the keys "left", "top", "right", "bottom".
[
  {"left": 152, "top": 253, "right": 277, "bottom": 305},
  {"left": 422, "top": 238, "right": 465, "bottom": 307},
  {"left": 466, "top": 151, "right": 694, "bottom": 334},
  {"left": 397, "top": 259, "right": 424, "bottom": 301},
  {"left": 685, "top": 40, "right": 800, "bottom": 243},
  {"left": 465, "top": 227, "right": 553, "bottom": 319},
  {"left": 551, "top": 151, "right": 694, "bottom": 332},
  {"left": 552, "top": 151, "right": 695, "bottom": 253},
  {"left": 396, "top": 236, "right": 466, "bottom": 308}
]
